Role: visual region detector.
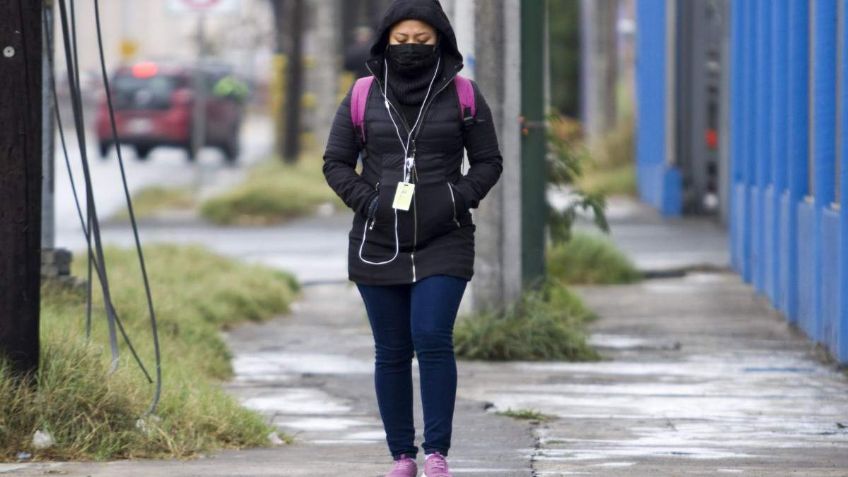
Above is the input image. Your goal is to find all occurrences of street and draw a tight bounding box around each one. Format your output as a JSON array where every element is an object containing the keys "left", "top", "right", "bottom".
[{"left": 53, "top": 114, "right": 270, "bottom": 247}]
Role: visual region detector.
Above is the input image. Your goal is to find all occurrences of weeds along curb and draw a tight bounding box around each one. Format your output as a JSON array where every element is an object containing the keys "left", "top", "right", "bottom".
[{"left": 1, "top": 245, "right": 299, "bottom": 461}]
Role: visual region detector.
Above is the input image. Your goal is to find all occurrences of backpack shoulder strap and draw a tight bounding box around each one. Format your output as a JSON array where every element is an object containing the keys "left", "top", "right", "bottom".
[
  {"left": 351, "top": 76, "right": 375, "bottom": 142},
  {"left": 453, "top": 75, "right": 477, "bottom": 128}
]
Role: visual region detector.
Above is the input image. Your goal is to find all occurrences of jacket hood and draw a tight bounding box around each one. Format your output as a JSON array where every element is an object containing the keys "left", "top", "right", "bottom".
[{"left": 369, "top": 0, "right": 463, "bottom": 67}]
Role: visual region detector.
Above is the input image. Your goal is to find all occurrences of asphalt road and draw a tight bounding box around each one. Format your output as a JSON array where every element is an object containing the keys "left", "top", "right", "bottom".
[{"left": 52, "top": 115, "right": 270, "bottom": 248}]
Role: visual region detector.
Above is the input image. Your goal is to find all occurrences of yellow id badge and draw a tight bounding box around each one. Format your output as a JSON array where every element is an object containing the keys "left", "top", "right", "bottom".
[{"left": 392, "top": 182, "right": 415, "bottom": 211}]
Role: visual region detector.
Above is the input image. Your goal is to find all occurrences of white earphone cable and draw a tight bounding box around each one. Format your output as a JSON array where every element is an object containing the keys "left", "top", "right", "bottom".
[{"left": 358, "top": 57, "right": 442, "bottom": 266}]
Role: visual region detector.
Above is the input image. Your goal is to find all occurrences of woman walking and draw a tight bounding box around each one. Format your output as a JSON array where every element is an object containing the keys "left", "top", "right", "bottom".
[{"left": 322, "top": 1, "right": 503, "bottom": 475}]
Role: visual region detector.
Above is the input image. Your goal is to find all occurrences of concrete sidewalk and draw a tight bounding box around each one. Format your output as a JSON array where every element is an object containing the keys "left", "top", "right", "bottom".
[
  {"left": 490, "top": 197, "right": 848, "bottom": 475},
  {"left": 461, "top": 272, "right": 848, "bottom": 476},
  {"left": 4, "top": 283, "right": 535, "bottom": 477}
]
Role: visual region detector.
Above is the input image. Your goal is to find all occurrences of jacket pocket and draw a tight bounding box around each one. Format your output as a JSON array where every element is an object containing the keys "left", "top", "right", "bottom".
[
  {"left": 414, "top": 183, "right": 458, "bottom": 245},
  {"left": 368, "top": 181, "right": 381, "bottom": 230},
  {"left": 447, "top": 183, "right": 461, "bottom": 228}
]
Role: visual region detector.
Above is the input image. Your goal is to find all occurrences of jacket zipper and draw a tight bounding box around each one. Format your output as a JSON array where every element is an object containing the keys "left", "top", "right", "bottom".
[
  {"left": 365, "top": 62, "right": 462, "bottom": 283},
  {"left": 409, "top": 67, "right": 461, "bottom": 283},
  {"left": 447, "top": 183, "right": 461, "bottom": 228},
  {"left": 369, "top": 181, "right": 380, "bottom": 230}
]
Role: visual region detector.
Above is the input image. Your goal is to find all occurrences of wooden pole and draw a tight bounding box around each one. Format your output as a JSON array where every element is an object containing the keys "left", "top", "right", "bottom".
[{"left": 0, "top": 0, "right": 43, "bottom": 376}]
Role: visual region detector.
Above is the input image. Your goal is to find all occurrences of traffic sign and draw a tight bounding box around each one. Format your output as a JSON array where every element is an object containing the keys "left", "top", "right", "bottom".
[{"left": 167, "top": 0, "right": 239, "bottom": 14}]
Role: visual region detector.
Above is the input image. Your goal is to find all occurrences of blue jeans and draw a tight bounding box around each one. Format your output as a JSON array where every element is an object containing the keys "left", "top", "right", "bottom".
[{"left": 356, "top": 274, "right": 469, "bottom": 460}]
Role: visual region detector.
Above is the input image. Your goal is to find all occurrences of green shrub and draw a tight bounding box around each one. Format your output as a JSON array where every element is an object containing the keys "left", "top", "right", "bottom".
[
  {"left": 454, "top": 282, "right": 599, "bottom": 361},
  {"left": 547, "top": 232, "right": 641, "bottom": 285},
  {"left": 547, "top": 115, "right": 609, "bottom": 243},
  {"left": 201, "top": 157, "right": 343, "bottom": 225},
  {"left": 112, "top": 186, "right": 196, "bottom": 221}
]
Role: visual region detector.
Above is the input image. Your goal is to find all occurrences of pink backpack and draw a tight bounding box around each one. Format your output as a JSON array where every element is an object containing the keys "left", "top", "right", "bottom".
[{"left": 351, "top": 75, "right": 477, "bottom": 143}]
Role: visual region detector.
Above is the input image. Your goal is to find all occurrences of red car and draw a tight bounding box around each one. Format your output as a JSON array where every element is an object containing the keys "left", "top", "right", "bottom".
[{"left": 95, "top": 61, "right": 245, "bottom": 162}]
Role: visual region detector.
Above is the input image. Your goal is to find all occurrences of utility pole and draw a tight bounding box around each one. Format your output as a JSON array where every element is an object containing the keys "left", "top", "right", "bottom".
[
  {"left": 521, "top": 0, "right": 548, "bottom": 286},
  {"left": 40, "top": 0, "right": 72, "bottom": 286},
  {"left": 312, "top": 0, "right": 341, "bottom": 152},
  {"left": 283, "top": 0, "right": 305, "bottom": 163},
  {"left": 580, "top": 0, "right": 618, "bottom": 146},
  {"left": 42, "top": 0, "right": 56, "bottom": 251},
  {"left": 472, "top": 0, "right": 524, "bottom": 312},
  {"left": 0, "top": 0, "right": 43, "bottom": 376}
]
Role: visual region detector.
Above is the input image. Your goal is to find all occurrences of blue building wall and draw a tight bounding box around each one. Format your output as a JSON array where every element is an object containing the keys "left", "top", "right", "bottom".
[
  {"left": 635, "top": 0, "right": 848, "bottom": 363},
  {"left": 635, "top": 0, "right": 682, "bottom": 216}
]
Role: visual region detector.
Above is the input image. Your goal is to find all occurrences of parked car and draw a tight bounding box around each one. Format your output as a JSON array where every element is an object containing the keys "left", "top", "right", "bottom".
[{"left": 95, "top": 61, "right": 247, "bottom": 162}]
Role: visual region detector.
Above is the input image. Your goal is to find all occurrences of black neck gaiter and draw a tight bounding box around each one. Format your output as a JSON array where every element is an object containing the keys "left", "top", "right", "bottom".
[{"left": 385, "top": 44, "right": 443, "bottom": 125}]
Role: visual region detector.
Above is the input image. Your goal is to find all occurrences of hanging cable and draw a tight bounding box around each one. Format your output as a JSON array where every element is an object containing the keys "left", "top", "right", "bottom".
[
  {"left": 55, "top": 0, "right": 153, "bottom": 386},
  {"left": 92, "top": 0, "right": 163, "bottom": 414},
  {"left": 56, "top": 0, "right": 120, "bottom": 369},
  {"left": 68, "top": 0, "right": 95, "bottom": 341}
]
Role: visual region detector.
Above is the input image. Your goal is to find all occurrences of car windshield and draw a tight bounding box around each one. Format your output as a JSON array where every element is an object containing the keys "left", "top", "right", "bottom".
[{"left": 112, "top": 73, "right": 183, "bottom": 110}]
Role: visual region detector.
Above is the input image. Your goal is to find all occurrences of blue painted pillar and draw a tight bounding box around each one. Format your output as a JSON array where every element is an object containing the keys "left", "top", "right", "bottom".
[
  {"left": 635, "top": 0, "right": 674, "bottom": 214},
  {"left": 737, "top": 0, "right": 755, "bottom": 282},
  {"left": 730, "top": 0, "right": 745, "bottom": 272},
  {"left": 839, "top": 0, "right": 848, "bottom": 363},
  {"left": 771, "top": 0, "right": 789, "bottom": 310},
  {"left": 813, "top": 0, "right": 838, "bottom": 343},
  {"left": 745, "top": 0, "right": 759, "bottom": 283},
  {"left": 751, "top": 0, "right": 773, "bottom": 292},
  {"left": 786, "top": 0, "right": 810, "bottom": 324}
]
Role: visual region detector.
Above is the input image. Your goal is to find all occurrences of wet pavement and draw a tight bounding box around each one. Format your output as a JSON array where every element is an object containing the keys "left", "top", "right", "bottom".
[
  {"left": 12, "top": 188, "right": 848, "bottom": 476},
  {"left": 6, "top": 283, "right": 535, "bottom": 477},
  {"left": 460, "top": 272, "right": 848, "bottom": 476},
  {"left": 225, "top": 283, "right": 534, "bottom": 476}
]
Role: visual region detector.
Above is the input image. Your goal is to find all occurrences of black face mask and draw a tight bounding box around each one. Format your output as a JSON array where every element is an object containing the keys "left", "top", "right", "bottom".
[{"left": 386, "top": 43, "right": 439, "bottom": 74}]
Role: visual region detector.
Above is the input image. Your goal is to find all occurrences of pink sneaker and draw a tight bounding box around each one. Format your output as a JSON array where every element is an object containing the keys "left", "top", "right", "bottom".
[
  {"left": 385, "top": 454, "right": 417, "bottom": 477},
  {"left": 422, "top": 452, "right": 452, "bottom": 477}
]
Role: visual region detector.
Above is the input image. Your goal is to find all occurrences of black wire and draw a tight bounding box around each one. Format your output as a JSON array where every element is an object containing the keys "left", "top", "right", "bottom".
[
  {"left": 55, "top": 0, "right": 153, "bottom": 385},
  {"left": 69, "top": 0, "right": 94, "bottom": 342},
  {"left": 69, "top": 0, "right": 80, "bottom": 93},
  {"left": 93, "top": 0, "right": 162, "bottom": 415},
  {"left": 55, "top": 0, "right": 119, "bottom": 367}
]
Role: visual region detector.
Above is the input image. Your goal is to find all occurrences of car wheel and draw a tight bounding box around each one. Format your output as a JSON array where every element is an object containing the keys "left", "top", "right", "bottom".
[
  {"left": 98, "top": 142, "right": 110, "bottom": 159},
  {"left": 185, "top": 144, "right": 198, "bottom": 162},
  {"left": 222, "top": 136, "right": 240, "bottom": 164},
  {"left": 134, "top": 145, "right": 153, "bottom": 161}
]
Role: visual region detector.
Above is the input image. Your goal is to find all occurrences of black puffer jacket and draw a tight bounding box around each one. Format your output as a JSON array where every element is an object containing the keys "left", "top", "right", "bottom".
[{"left": 322, "top": 0, "right": 503, "bottom": 286}]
